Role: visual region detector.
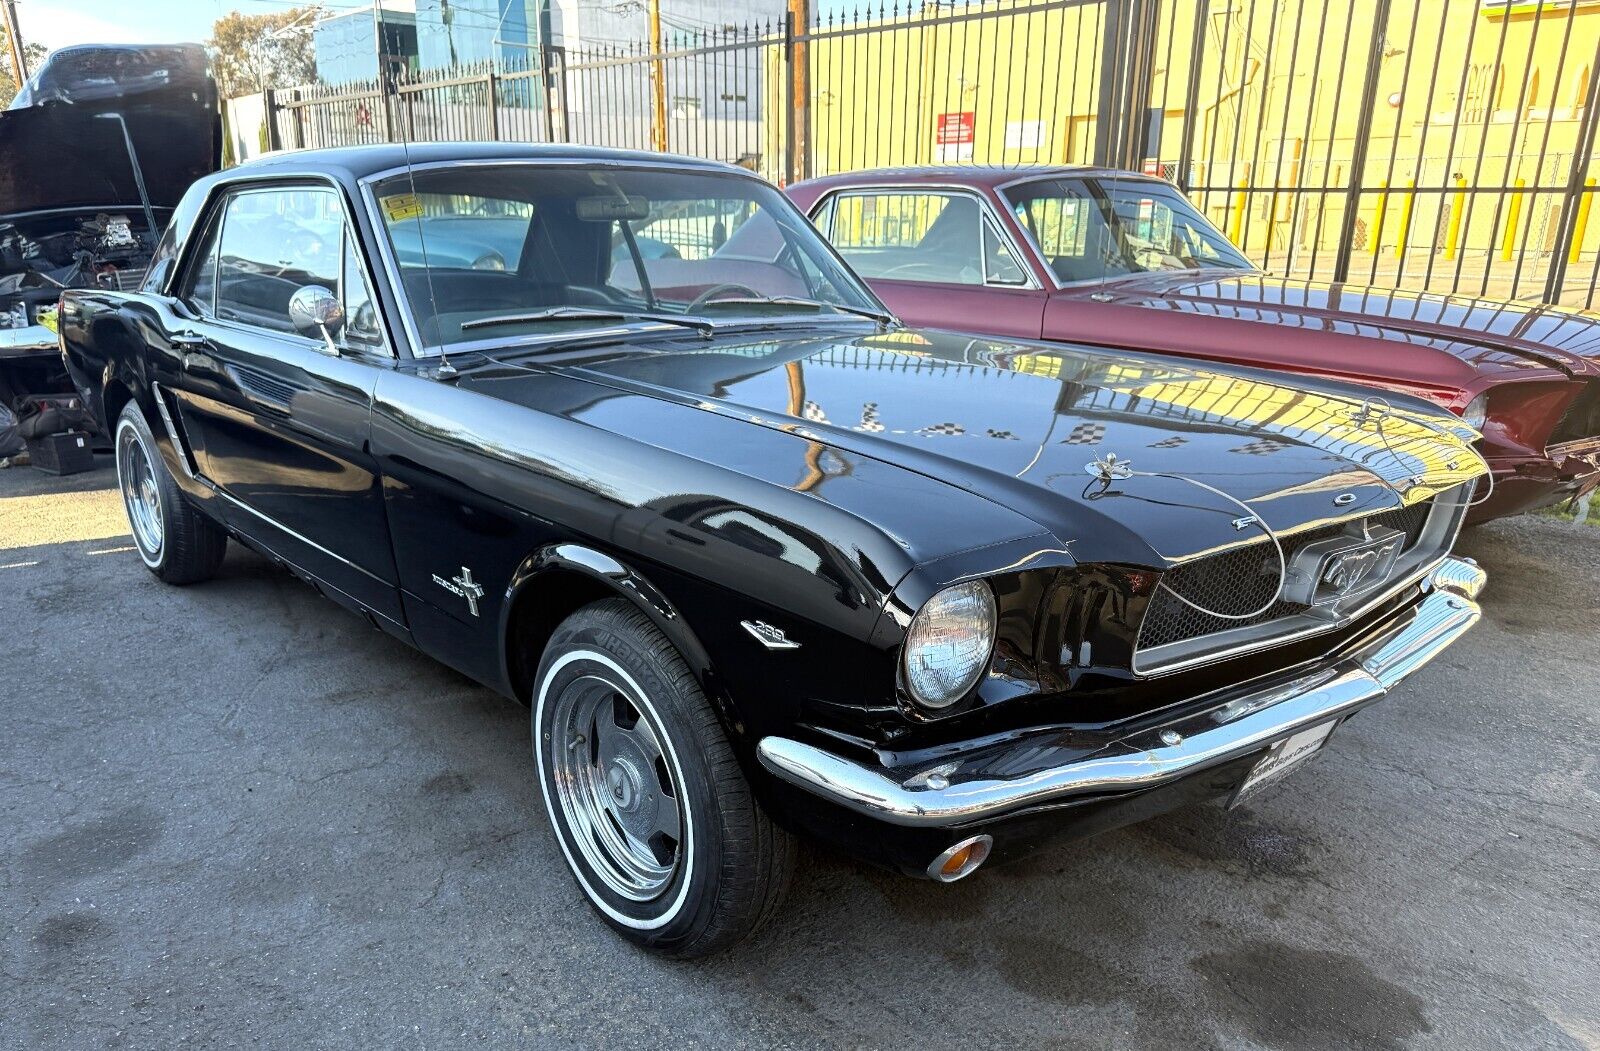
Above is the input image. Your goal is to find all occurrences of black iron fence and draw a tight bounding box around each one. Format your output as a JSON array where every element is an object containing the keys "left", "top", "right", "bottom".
[{"left": 267, "top": 0, "right": 1600, "bottom": 308}]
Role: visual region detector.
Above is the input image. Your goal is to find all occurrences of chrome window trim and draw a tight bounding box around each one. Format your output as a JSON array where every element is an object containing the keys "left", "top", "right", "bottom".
[
  {"left": 175, "top": 176, "right": 397, "bottom": 359},
  {"left": 805, "top": 184, "right": 1043, "bottom": 291},
  {"left": 1131, "top": 484, "right": 1473, "bottom": 677},
  {"left": 357, "top": 158, "right": 890, "bottom": 357}
]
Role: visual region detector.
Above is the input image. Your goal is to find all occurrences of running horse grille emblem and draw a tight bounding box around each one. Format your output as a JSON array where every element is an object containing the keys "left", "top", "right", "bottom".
[
  {"left": 433, "top": 566, "right": 485, "bottom": 617},
  {"left": 1320, "top": 544, "right": 1396, "bottom": 595}
]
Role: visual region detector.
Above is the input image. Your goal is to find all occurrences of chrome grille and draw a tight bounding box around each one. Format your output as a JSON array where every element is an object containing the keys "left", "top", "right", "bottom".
[{"left": 1136, "top": 500, "right": 1435, "bottom": 654}]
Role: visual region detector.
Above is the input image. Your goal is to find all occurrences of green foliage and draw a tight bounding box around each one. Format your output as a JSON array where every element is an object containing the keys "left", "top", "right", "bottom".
[
  {"left": 0, "top": 27, "right": 48, "bottom": 109},
  {"left": 208, "top": 6, "right": 318, "bottom": 100}
]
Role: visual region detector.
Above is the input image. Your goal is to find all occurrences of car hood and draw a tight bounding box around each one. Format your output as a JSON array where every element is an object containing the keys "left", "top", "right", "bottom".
[
  {"left": 1069, "top": 272, "right": 1600, "bottom": 383},
  {"left": 557, "top": 326, "right": 1484, "bottom": 567},
  {"left": 0, "top": 75, "right": 219, "bottom": 218}
]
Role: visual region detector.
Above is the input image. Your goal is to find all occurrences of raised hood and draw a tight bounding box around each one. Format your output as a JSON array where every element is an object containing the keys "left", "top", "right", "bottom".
[
  {"left": 1067, "top": 272, "right": 1600, "bottom": 386},
  {"left": 0, "top": 44, "right": 219, "bottom": 218},
  {"left": 561, "top": 326, "right": 1484, "bottom": 567}
]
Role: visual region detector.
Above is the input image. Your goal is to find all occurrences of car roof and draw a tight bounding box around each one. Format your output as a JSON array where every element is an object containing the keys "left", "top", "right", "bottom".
[
  {"left": 232, "top": 141, "right": 755, "bottom": 182},
  {"left": 789, "top": 164, "right": 1161, "bottom": 194}
]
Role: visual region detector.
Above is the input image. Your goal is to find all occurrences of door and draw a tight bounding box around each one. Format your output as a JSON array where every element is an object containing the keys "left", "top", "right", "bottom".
[
  {"left": 167, "top": 183, "right": 403, "bottom": 626},
  {"left": 810, "top": 188, "right": 1047, "bottom": 340}
]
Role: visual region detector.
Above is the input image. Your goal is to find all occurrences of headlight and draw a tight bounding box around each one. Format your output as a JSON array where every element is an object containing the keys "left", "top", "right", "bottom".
[
  {"left": 1462, "top": 393, "right": 1488, "bottom": 430},
  {"left": 902, "top": 580, "right": 996, "bottom": 710},
  {"left": 471, "top": 252, "right": 507, "bottom": 271}
]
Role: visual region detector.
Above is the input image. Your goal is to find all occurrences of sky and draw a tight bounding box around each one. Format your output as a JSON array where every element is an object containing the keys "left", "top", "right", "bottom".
[
  {"left": 13, "top": 0, "right": 372, "bottom": 51},
  {"left": 13, "top": 0, "right": 861, "bottom": 52}
]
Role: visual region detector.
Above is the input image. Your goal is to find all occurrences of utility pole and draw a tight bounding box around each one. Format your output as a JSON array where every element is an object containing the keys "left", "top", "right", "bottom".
[
  {"left": 2, "top": 0, "right": 29, "bottom": 89},
  {"left": 786, "top": 0, "right": 810, "bottom": 183},
  {"left": 648, "top": 0, "right": 667, "bottom": 152}
]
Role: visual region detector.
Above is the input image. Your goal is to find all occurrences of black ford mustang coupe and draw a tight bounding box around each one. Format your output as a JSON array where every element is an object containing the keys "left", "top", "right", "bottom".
[{"left": 61, "top": 144, "right": 1489, "bottom": 957}]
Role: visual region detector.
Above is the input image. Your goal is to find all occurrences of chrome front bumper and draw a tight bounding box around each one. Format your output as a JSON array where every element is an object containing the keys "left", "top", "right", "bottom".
[{"left": 757, "top": 556, "right": 1486, "bottom": 829}]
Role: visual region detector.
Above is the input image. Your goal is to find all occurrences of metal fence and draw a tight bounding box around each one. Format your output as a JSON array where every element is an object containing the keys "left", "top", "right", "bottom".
[{"left": 267, "top": 0, "right": 1600, "bottom": 308}]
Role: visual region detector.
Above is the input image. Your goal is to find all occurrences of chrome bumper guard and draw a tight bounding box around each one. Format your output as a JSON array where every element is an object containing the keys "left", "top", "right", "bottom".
[{"left": 757, "top": 556, "right": 1486, "bottom": 828}]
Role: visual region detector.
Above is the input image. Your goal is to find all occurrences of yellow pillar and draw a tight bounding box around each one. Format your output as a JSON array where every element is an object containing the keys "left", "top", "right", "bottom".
[
  {"left": 1569, "top": 177, "right": 1596, "bottom": 266},
  {"left": 1371, "top": 181, "right": 1389, "bottom": 257},
  {"left": 1229, "top": 179, "right": 1247, "bottom": 245},
  {"left": 1395, "top": 181, "right": 1415, "bottom": 260},
  {"left": 1445, "top": 178, "right": 1466, "bottom": 261},
  {"left": 1501, "top": 178, "right": 1526, "bottom": 263}
]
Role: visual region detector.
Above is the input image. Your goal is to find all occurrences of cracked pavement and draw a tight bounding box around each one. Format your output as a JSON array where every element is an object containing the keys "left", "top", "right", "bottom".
[{"left": 2, "top": 462, "right": 1597, "bottom": 1049}]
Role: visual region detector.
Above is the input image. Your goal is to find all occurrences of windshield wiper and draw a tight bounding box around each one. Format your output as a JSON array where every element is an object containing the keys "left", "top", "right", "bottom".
[
  {"left": 459, "top": 306, "right": 714, "bottom": 336},
  {"left": 696, "top": 296, "right": 894, "bottom": 324}
]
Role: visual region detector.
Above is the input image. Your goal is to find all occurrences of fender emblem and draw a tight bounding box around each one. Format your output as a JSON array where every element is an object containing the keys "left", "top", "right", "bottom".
[
  {"left": 741, "top": 620, "right": 800, "bottom": 651},
  {"left": 433, "top": 566, "right": 484, "bottom": 617}
]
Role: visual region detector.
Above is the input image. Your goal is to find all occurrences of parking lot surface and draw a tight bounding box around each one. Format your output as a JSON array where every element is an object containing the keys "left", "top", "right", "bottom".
[{"left": 2, "top": 461, "right": 1597, "bottom": 1050}]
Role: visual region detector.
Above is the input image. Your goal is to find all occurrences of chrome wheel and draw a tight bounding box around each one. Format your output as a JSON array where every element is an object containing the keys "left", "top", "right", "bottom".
[
  {"left": 548, "top": 670, "right": 683, "bottom": 901},
  {"left": 117, "top": 420, "right": 163, "bottom": 563}
]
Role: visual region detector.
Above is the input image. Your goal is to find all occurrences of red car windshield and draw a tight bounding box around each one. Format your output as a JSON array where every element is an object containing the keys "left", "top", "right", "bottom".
[{"left": 1003, "top": 177, "right": 1253, "bottom": 285}]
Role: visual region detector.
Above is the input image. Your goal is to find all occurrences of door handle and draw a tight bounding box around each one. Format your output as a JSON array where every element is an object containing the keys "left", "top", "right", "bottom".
[{"left": 171, "top": 330, "right": 209, "bottom": 348}]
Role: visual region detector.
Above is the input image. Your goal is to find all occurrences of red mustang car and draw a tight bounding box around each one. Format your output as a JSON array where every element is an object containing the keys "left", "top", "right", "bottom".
[{"left": 787, "top": 166, "right": 1600, "bottom": 521}]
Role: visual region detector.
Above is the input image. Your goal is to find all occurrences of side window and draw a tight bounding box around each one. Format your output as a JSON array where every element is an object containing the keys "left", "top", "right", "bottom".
[
  {"left": 826, "top": 192, "right": 984, "bottom": 285},
  {"left": 340, "top": 233, "right": 383, "bottom": 350},
  {"left": 215, "top": 187, "right": 341, "bottom": 335}
]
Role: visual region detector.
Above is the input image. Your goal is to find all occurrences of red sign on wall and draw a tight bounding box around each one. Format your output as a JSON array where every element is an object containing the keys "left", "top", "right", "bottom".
[{"left": 935, "top": 111, "right": 975, "bottom": 145}]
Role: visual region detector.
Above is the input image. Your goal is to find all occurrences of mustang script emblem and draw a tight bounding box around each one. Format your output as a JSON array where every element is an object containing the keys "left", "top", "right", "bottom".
[{"left": 433, "top": 566, "right": 485, "bottom": 617}]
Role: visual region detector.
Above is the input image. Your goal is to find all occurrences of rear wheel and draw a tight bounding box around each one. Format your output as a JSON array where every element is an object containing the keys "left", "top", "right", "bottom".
[
  {"left": 533, "top": 598, "right": 794, "bottom": 957},
  {"left": 115, "top": 401, "right": 226, "bottom": 584}
]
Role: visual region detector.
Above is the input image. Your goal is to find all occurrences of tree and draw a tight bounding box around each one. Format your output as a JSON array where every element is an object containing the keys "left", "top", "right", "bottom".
[
  {"left": 208, "top": 6, "right": 320, "bottom": 99},
  {"left": 0, "top": 26, "right": 47, "bottom": 108}
]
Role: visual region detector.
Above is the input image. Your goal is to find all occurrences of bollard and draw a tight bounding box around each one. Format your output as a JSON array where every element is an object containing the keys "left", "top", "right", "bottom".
[
  {"left": 1501, "top": 178, "right": 1525, "bottom": 263},
  {"left": 1445, "top": 177, "right": 1466, "bottom": 261},
  {"left": 1570, "top": 177, "right": 1595, "bottom": 266}
]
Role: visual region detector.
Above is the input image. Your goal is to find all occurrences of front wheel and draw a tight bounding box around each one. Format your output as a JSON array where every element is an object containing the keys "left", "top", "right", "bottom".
[
  {"left": 533, "top": 599, "right": 794, "bottom": 957},
  {"left": 115, "top": 401, "right": 227, "bottom": 584}
]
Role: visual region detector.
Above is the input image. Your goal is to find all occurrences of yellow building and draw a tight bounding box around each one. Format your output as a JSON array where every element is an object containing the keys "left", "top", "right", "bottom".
[{"left": 770, "top": 0, "right": 1600, "bottom": 302}]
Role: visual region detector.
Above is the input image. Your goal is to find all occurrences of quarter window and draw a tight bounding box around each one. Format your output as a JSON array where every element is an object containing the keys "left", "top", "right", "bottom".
[{"left": 340, "top": 233, "right": 383, "bottom": 349}]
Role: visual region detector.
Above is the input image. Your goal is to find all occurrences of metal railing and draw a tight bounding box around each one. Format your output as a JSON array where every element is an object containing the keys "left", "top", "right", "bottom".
[{"left": 266, "top": 0, "right": 1600, "bottom": 308}]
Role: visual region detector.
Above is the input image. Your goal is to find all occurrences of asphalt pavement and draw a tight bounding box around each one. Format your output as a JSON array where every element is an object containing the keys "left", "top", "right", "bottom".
[{"left": 2, "top": 459, "right": 1596, "bottom": 1050}]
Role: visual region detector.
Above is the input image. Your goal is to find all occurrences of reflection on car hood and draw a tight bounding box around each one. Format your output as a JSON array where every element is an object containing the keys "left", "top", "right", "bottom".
[
  {"left": 1073, "top": 272, "right": 1600, "bottom": 381},
  {"left": 563, "top": 326, "right": 1485, "bottom": 566}
]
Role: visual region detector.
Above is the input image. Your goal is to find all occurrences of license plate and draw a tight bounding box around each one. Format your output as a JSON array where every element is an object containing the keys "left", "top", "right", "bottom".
[{"left": 1228, "top": 719, "right": 1339, "bottom": 809}]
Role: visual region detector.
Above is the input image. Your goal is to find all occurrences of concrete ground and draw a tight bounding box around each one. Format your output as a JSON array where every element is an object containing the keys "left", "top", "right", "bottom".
[{"left": 1, "top": 460, "right": 1596, "bottom": 1050}]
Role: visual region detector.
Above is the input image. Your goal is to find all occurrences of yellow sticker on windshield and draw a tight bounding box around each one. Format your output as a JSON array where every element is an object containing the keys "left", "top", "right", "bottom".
[
  {"left": 35, "top": 305, "right": 58, "bottom": 333},
  {"left": 381, "top": 193, "right": 423, "bottom": 222}
]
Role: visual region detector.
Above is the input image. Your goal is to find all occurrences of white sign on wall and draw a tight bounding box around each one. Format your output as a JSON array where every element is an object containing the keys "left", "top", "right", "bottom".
[{"left": 1005, "top": 120, "right": 1046, "bottom": 149}]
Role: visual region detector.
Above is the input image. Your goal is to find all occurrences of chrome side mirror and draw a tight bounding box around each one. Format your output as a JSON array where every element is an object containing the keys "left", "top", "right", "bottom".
[{"left": 288, "top": 285, "right": 345, "bottom": 354}]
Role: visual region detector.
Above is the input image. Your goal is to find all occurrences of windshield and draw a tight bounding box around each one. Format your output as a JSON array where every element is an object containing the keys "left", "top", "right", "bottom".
[
  {"left": 1003, "top": 177, "right": 1254, "bottom": 285},
  {"left": 370, "top": 164, "right": 886, "bottom": 353}
]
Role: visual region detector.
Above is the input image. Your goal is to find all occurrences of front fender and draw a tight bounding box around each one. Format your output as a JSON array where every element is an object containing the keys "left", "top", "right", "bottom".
[{"left": 499, "top": 541, "right": 718, "bottom": 700}]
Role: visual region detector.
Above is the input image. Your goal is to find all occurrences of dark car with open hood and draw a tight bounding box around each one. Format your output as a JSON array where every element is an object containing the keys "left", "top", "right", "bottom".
[
  {"left": 0, "top": 43, "right": 220, "bottom": 430},
  {"left": 61, "top": 144, "right": 1488, "bottom": 957}
]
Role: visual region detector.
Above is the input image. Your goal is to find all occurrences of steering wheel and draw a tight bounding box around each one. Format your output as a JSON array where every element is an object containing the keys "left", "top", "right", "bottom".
[
  {"left": 686, "top": 282, "right": 764, "bottom": 313},
  {"left": 274, "top": 228, "right": 328, "bottom": 278}
]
